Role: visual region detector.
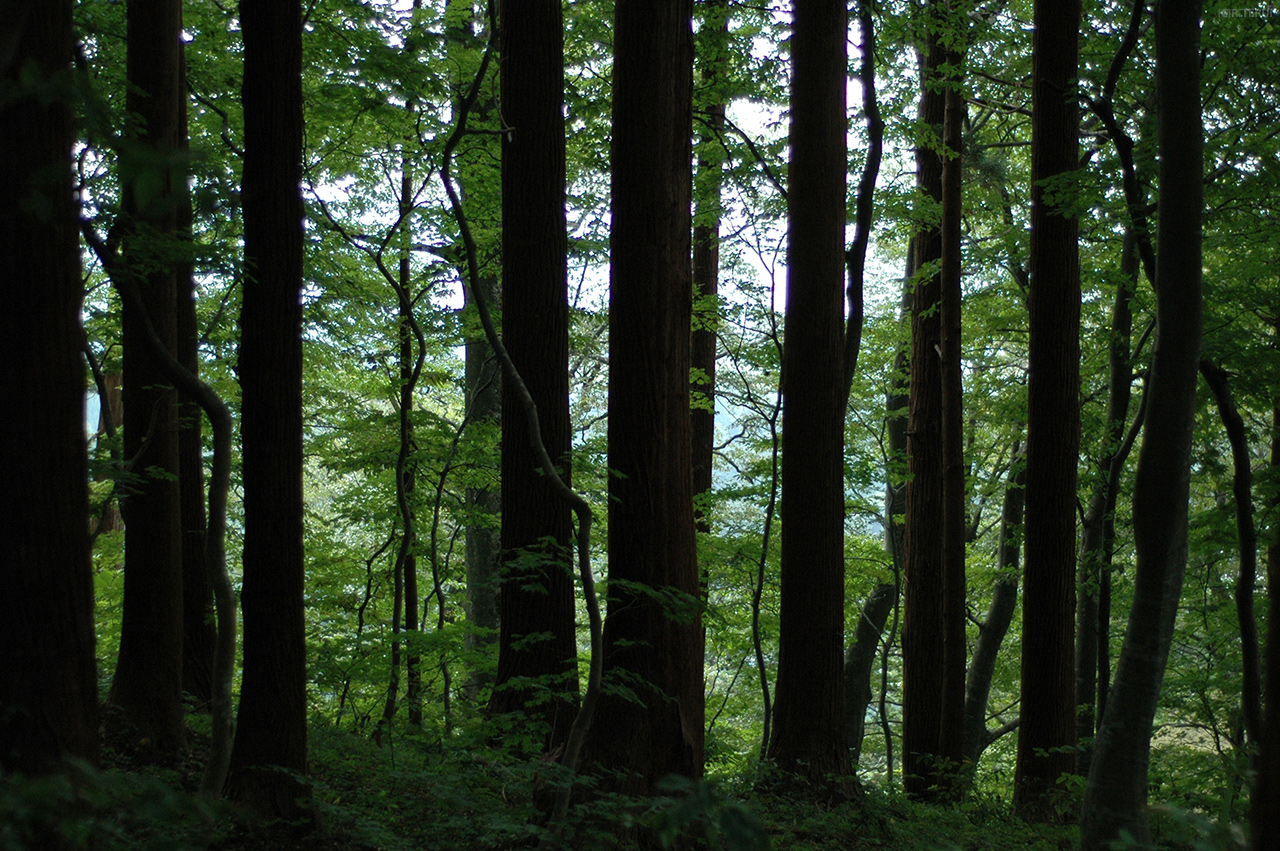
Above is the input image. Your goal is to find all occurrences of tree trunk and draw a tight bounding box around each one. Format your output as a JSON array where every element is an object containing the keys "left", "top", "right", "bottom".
[
  {"left": 1076, "top": 227, "right": 1137, "bottom": 773},
  {"left": 937, "top": 49, "right": 968, "bottom": 800},
  {"left": 845, "top": 583, "right": 894, "bottom": 767},
  {"left": 964, "top": 452, "right": 1025, "bottom": 768},
  {"left": 1014, "top": 0, "right": 1081, "bottom": 818},
  {"left": 577, "top": 0, "right": 703, "bottom": 801},
  {"left": 487, "top": 0, "right": 579, "bottom": 749},
  {"left": 902, "top": 24, "right": 948, "bottom": 801},
  {"left": 0, "top": 0, "right": 100, "bottom": 774},
  {"left": 448, "top": 0, "right": 502, "bottom": 686},
  {"left": 111, "top": 0, "right": 187, "bottom": 754},
  {"left": 176, "top": 44, "right": 217, "bottom": 711},
  {"left": 1253, "top": 392, "right": 1280, "bottom": 849},
  {"left": 847, "top": 249, "right": 912, "bottom": 767},
  {"left": 1199, "top": 362, "right": 1263, "bottom": 748},
  {"left": 691, "top": 0, "right": 727, "bottom": 536},
  {"left": 766, "top": 0, "right": 852, "bottom": 792},
  {"left": 227, "top": 0, "right": 314, "bottom": 824},
  {"left": 1080, "top": 0, "right": 1203, "bottom": 843}
]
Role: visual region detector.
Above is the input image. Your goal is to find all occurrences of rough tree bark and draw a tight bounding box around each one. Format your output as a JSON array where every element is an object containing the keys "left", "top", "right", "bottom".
[
  {"left": 1255, "top": 383, "right": 1280, "bottom": 849},
  {"left": 1080, "top": 0, "right": 1203, "bottom": 843},
  {"left": 1014, "top": 0, "right": 1081, "bottom": 818},
  {"left": 176, "top": 45, "right": 218, "bottom": 710},
  {"left": 576, "top": 0, "right": 703, "bottom": 800},
  {"left": 691, "top": 0, "right": 727, "bottom": 536},
  {"left": 902, "top": 22, "right": 948, "bottom": 800},
  {"left": 0, "top": 0, "right": 100, "bottom": 774},
  {"left": 766, "top": 0, "right": 853, "bottom": 791},
  {"left": 487, "top": 0, "right": 579, "bottom": 749},
  {"left": 936, "top": 42, "right": 968, "bottom": 800},
  {"left": 111, "top": 0, "right": 187, "bottom": 753},
  {"left": 226, "top": 0, "right": 314, "bottom": 823}
]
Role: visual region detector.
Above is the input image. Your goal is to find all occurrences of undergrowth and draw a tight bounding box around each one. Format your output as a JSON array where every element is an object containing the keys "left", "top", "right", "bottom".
[{"left": 0, "top": 710, "right": 1249, "bottom": 850}]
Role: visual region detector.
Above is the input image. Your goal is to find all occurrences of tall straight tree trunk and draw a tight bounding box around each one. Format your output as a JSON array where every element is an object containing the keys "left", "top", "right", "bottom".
[
  {"left": 1254, "top": 389, "right": 1280, "bottom": 848},
  {"left": 936, "top": 46, "right": 967, "bottom": 799},
  {"left": 111, "top": 0, "right": 187, "bottom": 753},
  {"left": 902, "top": 24, "right": 947, "bottom": 800},
  {"left": 577, "top": 0, "right": 703, "bottom": 798},
  {"left": 399, "top": 196, "right": 423, "bottom": 728},
  {"left": 177, "top": 45, "right": 217, "bottom": 710},
  {"left": 1077, "top": 228, "right": 1137, "bottom": 772},
  {"left": 447, "top": 0, "right": 502, "bottom": 674},
  {"left": 227, "top": 0, "right": 313, "bottom": 823},
  {"left": 0, "top": 0, "right": 100, "bottom": 774},
  {"left": 487, "top": 0, "right": 579, "bottom": 748},
  {"left": 1015, "top": 0, "right": 1081, "bottom": 818},
  {"left": 1081, "top": 0, "right": 1203, "bottom": 844},
  {"left": 766, "top": 0, "right": 852, "bottom": 792},
  {"left": 691, "top": 0, "right": 728, "bottom": 535}
]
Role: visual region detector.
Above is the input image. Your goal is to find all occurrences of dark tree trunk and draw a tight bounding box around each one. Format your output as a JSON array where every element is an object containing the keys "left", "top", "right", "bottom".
[
  {"left": 963, "top": 453, "right": 1025, "bottom": 768},
  {"left": 1014, "top": 0, "right": 1081, "bottom": 819},
  {"left": 691, "top": 0, "right": 727, "bottom": 536},
  {"left": 111, "top": 0, "right": 187, "bottom": 753},
  {"left": 766, "top": 0, "right": 852, "bottom": 791},
  {"left": 1081, "top": 0, "right": 1203, "bottom": 844},
  {"left": 577, "top": 0, "right": 703, "bottom": 798},
  {"left": 845, "top": 583, "right": 894, "bottom": 766},
  {"left": 847, "top": 250, "right": 912, "bottom": 767},
  {"left": 227, "top": 0, "right": 313, "bottom": 823},
  {"left": 449, "top": 0, "right": 502, "bottom": 682},
  {"left": 841, "top": 1, "right": 889, "bottom": 769},
  {"left": 1254, "top": 394, "right": 1280, "bottom": 849},
  {"left": 400, "top": 240, "right": 422, "bottom": 728},
  {"left": 0, "top": 0, "right": 100, "bottom": 774},
  {"left": 937, "top": 49, "right": 968, "bottom": 800},
  {"left": 1199, "top": 362, "right": 1263, "bottom": 747},
  {"left": 487, "top": 0, "right": 579, "bottom": 749},
  {"left": 1077, "top": 228, "right": 1137, "bottom": 772},
  {"left": 176, "top": 44, "right": 217, "bottom": 711},
  {"left": 463, "top": 292, "right": 501, "bottom": 663},
  {"left": 902, "top": 26, "right": 947, "bottom": 801}
]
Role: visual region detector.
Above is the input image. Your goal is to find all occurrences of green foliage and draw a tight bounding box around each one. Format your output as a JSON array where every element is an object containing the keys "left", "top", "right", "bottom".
[
  {"left": 0, "top": 761, "right": 231, "bottom": 850},
  {"left": 70, "top": 0, "right": 1277, "bottom": 843}
]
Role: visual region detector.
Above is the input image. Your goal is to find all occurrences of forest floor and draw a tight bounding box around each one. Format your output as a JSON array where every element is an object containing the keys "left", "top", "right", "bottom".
[{"left": 3, "top": 710, "right": 1226, "bottom": 850}]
